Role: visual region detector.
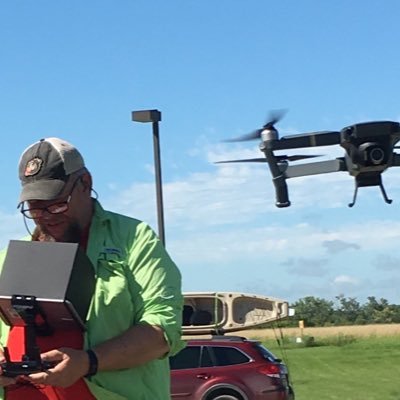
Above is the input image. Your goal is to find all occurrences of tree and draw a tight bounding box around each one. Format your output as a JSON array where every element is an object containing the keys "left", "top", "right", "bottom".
[
  {"left": 285, "top": 295, "right": 400, "bottom": 327},
  {"left": 334, "top": 295, "right": 362, "bottom": 325},
  {"left": 290, "top": 296, "right": 334, "bottom": 327},
  {"left": 361, "top": 296, "right": 400, "bottom": 324}
]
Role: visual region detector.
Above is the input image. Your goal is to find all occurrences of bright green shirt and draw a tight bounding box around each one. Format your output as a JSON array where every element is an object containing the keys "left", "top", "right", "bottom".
[{"left": 0, "top": 200, "right": 185, "bottom": 400}]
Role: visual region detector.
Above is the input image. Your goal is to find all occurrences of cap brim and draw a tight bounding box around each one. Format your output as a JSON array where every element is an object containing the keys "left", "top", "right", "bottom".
[{"left": 19, "top": 179, "right": 67, "bottom": 202}]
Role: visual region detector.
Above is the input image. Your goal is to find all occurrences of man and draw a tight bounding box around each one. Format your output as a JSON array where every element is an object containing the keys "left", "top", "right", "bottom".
[{"left": 0, "top": 137, "right": 184, "bottom": 399}]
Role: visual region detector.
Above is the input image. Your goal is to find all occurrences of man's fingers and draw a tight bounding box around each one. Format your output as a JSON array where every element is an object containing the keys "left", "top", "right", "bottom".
[
  {"left": 40, "top": 349, "right": 64, "bottom": 362},
  {"left": 27, "top": 370, "right": 52, "bottom": 384}
]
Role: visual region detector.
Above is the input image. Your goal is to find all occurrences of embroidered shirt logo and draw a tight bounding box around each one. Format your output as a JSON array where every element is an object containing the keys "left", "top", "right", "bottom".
[
  {"left": 99, "top": 247, "right": 122, "bottom": 261},
  {"left": 24, "top": 157, "right": 43, "bottom": 177}
]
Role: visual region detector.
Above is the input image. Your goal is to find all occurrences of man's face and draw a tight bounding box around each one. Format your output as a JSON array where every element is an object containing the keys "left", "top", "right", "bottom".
[{"left": 27, "top": 175, "right": 87, "bottom": 243}]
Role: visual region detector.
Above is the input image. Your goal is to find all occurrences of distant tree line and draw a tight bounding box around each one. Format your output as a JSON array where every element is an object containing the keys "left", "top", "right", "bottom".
[{"left": 281, "top": 295, "right": 400, "bottom": 327}]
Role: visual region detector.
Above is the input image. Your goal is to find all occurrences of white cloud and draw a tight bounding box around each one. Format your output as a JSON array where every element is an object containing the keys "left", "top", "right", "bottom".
[{"left": 333, "top": 275, "right": 359, "bottom": 285}]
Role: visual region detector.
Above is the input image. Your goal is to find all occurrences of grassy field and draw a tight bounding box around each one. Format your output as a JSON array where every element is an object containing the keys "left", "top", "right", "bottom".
[
  {"left": 244, "top": 323, "right": 400, "bottom": 340},
  {"left": 246, "top": 325, "right": 400, "bottom": 400}
]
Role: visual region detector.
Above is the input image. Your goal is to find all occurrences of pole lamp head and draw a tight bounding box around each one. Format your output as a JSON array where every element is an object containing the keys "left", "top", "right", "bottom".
[{"left": 131, "top": 109, "right": 161, "bottom": 123}]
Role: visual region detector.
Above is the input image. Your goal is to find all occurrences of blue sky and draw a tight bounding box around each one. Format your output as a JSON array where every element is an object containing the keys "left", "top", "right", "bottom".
[{"left": 1, "top": 1, "right": 400, "bottom": 305}]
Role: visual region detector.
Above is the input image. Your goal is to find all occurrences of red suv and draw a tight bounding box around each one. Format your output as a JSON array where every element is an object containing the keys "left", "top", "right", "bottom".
[{"left": 170, "top": 335, "right": 294, "bottom": 400}]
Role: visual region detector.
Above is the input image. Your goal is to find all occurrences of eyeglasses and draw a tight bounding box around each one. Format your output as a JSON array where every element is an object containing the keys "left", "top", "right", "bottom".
[{"left": 19, "top": 177, "right": 82, "bottom": 219}]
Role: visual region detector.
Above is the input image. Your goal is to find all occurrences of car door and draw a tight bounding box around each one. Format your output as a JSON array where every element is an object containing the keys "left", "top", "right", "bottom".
[{"left": 170, "top": 345, "right": 212, "bottom": 399}]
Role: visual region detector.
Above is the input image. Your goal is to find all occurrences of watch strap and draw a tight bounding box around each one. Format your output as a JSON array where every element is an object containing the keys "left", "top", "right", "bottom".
[{"left": 85, "top": 349, "right": 98, "bottom": 378}]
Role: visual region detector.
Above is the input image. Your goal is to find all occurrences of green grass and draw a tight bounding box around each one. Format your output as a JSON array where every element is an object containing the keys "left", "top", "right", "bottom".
[{"left": 262, "top": 335, "right": 400, "bottom": 400}]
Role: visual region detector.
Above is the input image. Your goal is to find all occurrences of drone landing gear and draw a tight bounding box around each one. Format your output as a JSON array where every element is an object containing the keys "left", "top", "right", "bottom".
[{"left": 349, "top": 175, "right": 392, "bottom": 207}]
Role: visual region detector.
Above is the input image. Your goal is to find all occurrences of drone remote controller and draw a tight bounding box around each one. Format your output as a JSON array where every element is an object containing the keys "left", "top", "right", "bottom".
[{"left": 1, "top": 359, "right": 56, "bottom": 378}]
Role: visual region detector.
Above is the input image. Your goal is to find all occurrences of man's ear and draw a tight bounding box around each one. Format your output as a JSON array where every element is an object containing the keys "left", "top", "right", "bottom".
[{"left": 80, "top": 173, "right": 92, "bottom": 192}]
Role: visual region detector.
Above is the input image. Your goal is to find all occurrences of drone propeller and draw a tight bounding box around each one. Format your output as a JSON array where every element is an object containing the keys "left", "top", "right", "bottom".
[
  {"left": 215, "top": 154, "right": 321, "bottom": 164},
  {"left": 224, "top": 109, "right": 287, "bottom": 142}
]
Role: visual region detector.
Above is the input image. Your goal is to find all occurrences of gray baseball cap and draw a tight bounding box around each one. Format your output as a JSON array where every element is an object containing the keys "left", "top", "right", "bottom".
[{"left": 18, "top": 137, "right": 85, "bottom": 202}]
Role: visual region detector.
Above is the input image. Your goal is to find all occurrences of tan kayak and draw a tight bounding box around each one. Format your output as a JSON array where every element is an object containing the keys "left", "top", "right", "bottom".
[{"left": 182, "top": 292, "right": 289, "bottom": 335}]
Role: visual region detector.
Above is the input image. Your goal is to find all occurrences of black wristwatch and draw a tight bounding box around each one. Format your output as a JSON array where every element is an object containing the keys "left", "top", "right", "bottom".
[{"left": 85, "top": 349, "right": 98, "bottom": 378}]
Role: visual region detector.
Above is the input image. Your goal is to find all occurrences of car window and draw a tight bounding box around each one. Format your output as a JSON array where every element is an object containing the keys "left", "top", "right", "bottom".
[
  {"left": 200, "top": 346, "right": 213, "bottom": 367},
  {"left": 254, "top": 343, "right": 279, "bottom": 362},
  {"left": 169, "top": 346, "right": 201, "bottom": 370},
  {"left": 210, "top": 346, "right": 250, "bottom": 366}
]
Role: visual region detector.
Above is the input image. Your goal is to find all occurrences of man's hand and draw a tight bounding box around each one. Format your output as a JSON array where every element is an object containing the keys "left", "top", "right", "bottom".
[
  {"left": 27, "top": 348, "right": 89, "bottom": 388},
  {"left": 0, "top": 349, "right": 17, "bottom": 387}
]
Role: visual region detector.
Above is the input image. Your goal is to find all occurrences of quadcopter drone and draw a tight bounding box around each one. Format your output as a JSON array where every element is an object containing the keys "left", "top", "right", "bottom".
[{"left": 217, "top": 111, "right": 400, "bottom": 207}]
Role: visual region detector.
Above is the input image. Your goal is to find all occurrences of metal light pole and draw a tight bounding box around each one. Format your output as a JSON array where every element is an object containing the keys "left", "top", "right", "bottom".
[{"left": 131, "top": 109, "right": 166, "bottom": 247}]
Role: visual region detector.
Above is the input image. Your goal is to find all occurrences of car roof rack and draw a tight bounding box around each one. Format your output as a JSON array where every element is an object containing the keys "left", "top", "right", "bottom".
[{"left": 210, "top": 335, "right": 248, "bottom": 341}]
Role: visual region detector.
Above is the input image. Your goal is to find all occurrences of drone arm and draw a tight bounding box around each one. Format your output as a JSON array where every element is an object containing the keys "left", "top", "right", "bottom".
[
  {"left": 262, "top": 148, "right": 290, "bottom": 207},
  {"left": 282, "top": 158, "right": 346, "bottom": 178},
  {"left": 269, "top": 131, "right": 341, "bottom": 151}
]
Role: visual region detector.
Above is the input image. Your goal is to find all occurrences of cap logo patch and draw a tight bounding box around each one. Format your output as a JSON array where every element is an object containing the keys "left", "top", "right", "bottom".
[{"left": 24, "top": 157, "right": 43, "bottom": 177}]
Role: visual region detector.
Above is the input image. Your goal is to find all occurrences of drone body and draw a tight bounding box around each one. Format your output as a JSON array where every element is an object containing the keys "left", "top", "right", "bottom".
[{"left": 218, "top": 114, "right": 400, "bottom": 207}]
